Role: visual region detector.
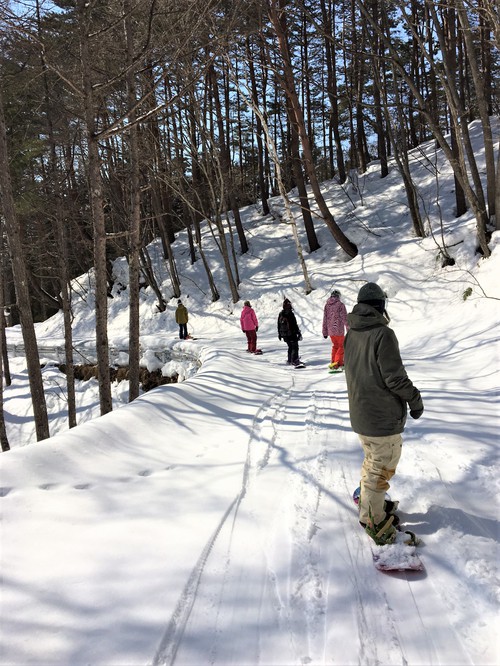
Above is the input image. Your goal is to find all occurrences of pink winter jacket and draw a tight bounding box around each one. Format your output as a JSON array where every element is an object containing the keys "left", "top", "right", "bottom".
[
  {"left": 322, "top": 296, "right": 348, "bottom": 337},
  {"left": 240, "top": 305, "right": 258, "bottom": 331}
]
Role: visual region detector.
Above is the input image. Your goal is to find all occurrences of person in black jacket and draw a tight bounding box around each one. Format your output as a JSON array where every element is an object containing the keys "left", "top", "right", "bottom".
[
  {"left": 277, "top": 298, "right": 303, "bottom": 367},
  {"left": 344, "top": 282, "right": 424, "bottom": 545}
]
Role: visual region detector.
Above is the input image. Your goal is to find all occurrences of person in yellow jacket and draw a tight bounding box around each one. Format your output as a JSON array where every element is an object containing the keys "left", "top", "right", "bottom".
[{"left": 175, "top": 299, "right": 189, "bottom": 339}]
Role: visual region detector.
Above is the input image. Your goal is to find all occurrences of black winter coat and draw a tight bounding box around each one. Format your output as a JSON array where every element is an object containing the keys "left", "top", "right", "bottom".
[
  {"left": 344, "top": 303, "right": 423, "bottom": 437},
  {"left": 277, "top": 308, "right": 301, "bottom": 341}
]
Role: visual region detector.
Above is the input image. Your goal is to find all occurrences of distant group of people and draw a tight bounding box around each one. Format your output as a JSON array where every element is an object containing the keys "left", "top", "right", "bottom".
[
  {"left": 175, "top": 291, "right": 347, "bottom": 367},
  {"left": 240, "top": 297, "right": 304, "bottom": 365},
  {"left": 240, "top": 292, "right": 346, "bottom": 370},
  {"left": 175, "top": 284, "right": 423, "bottom": 547}
]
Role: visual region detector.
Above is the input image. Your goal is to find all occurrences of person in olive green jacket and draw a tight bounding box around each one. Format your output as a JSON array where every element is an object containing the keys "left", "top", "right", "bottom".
[
  {"left": 344, "top": 282, "right": 423, "bottom": 546},
  {"left": 175, "top": 299, "right": 189, "bottom": 339}
]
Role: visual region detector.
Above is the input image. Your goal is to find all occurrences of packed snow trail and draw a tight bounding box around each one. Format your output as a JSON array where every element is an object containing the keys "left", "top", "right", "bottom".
[
  {"left": 0, "top": 338, "right": 493, "bottom": 665},
  {"left": 153, "top": 345, "right": 473, "bottom": 666}
]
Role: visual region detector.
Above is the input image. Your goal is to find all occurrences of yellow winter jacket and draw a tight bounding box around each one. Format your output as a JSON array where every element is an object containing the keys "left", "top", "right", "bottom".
[{"left": 175, "top": 304, "right": 188, "bottom": 325}]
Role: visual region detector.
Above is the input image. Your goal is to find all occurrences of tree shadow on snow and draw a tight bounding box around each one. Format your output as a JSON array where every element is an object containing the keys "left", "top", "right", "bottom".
[{"left": 399, "top": 505, "right": 499, "bottom": 542}]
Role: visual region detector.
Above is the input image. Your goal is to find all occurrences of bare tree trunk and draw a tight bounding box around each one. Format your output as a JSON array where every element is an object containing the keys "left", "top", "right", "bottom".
[
  {"left": 426, "top": 0, "right": 489, "bottom": 248},
  {"left": 192, "top": 217, "right": 220, "bottom": 302},
  {"left": 139, "top": 248, "right": 166, "bottom": 311},
  {"left": 247, "top": 37, "right": 270, "bottom": 215},
  {"left": 209, "top": 64, "right": 249, "bottom": 256},
  {"left": 235, "top": 76, "right": 313, "bottom": 293},
  {"left": 77, "top": 0, "right": 112, "bottom": 414},
  {"left": 36, "top": 0, "right": 77, "bottom": 428},
  {"left": 353, "top": 2, "right": 368, "bottom": 174},
  {"left": 0, "top": 343, "right": 10, "bottom": 451},
  {"left": 213, "top": 213, "right": 240, "bottom": 303},
  {"left": 286, "top": 98, "right": 320, "bottom": 252},
  {"left": 226, "top": 212, "right": 241, "bottom": 287},
  {"left": 496, "top": 149, "right": 500, "bottom": 232},
  {"left": 0, "top": 242, "right": 11, "bottom": 388},
  {"left": 320, "top": 0, "right": 346, "bottom": 183},
  {"left": 267, "top": 0, "right": 358, "bottom": 259},
  {"left": 456, "top": 0, "right": 496, "bottom": 222},
  {"left": 0, "top": 257, "right": 10, "bottom": 451},
  {"left": 378, "top": 7, "right": 425, "bottom": 237},
  {"left": 144, "top": 64, "right": 181, "bottom": 297},
  {"left": 441, "top": 3, "right": 467, "bottom": 218},
  {"left": 368, "top": 0, "right": 388, "bottom": 178},
  {"left": 124, "top": 0, "right": 141, "bottom": 402},
  {"left": 0, "top": 81, "right": 50, "bottom": 441}
]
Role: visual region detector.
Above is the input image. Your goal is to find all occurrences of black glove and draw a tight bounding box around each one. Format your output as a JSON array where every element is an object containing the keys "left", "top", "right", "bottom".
[
  {"left": 298, "top": 333, "right": 302, "bottom": 341},
  {"left": 410, "top": 408, "right": 424, "bottom": 420},
  {"left": 278, "top": 335, "right": 282, "bottom": 341},
  {"left": 255, "top": 327, "right": 258, "bottom": 332},
  {"left": 323, "top": 335, "right": 328, "bottom": 339}
]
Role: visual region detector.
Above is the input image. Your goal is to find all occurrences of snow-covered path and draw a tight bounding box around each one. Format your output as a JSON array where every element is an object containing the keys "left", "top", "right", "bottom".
[
  {"left": 152, "top": 346, "right": 474, "bottom": 666},
  {"left": 0, "top": 324, "right": 497, "bottom": 665}
]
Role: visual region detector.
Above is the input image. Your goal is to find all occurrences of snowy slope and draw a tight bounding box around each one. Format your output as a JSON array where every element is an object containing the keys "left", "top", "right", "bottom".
[{"left": 0, "top": 122, "right": 499, "bottom": 665}]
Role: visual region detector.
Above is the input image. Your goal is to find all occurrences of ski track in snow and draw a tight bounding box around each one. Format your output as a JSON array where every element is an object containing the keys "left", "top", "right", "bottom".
[
  {"left": 154, "top": 370, "right": 334, "bottom": 665},
  {"left": 152, "top": 359, "right": 479, "bottom": 666},
  {"left": 153, "top": 380, "right": 296, "bottom": 665}
]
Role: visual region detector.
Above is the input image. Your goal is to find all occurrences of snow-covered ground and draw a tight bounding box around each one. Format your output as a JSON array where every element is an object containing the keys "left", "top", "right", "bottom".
[{"left": 1, "top": 121, "right": 499, "bottom": 665}]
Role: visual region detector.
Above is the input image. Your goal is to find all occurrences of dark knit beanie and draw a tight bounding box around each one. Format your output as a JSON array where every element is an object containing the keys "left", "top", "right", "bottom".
[
  {"left": 357, "top": 282, "right": 386, "bottom": 314},
  {"left": 283, "top": 298, "right": 292, "bottom": 310},
  {"left": 357, "top": 282, "right": 386, "bottom": 303}
]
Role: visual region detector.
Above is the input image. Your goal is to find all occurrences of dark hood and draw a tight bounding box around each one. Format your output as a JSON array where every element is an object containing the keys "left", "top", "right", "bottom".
[{"left": 347, "top": 302, "right": 387, "bottom": 331}]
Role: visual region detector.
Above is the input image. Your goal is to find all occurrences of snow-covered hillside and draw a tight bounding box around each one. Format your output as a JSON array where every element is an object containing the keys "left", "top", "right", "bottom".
[{"left": 1, "top": 121, "right": 499, "bottom": 665}]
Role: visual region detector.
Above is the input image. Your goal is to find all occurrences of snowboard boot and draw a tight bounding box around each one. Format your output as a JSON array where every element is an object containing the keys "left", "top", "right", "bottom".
[
  {"left": 364, "top": 515, "right": 398, "bottom": 545},
  {"left": 360, "top": 512, "right": 399, "bottom": 529},
  {"left": 357, "top": 492, "right": 400, "bottom": 529}
]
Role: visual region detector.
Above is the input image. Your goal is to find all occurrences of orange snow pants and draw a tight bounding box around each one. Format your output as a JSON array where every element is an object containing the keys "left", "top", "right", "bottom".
[{"left": 330, "top": 335, "right": 345, "bottom": 366}]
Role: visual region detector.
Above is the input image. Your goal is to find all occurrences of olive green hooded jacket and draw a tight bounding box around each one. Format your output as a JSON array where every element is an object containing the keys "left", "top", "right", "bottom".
[{"left": 344, "top": 303, "right": 423, "bottom": 437}]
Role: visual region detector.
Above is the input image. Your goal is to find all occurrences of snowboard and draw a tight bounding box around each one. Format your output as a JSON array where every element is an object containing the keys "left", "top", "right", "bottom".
[
  {"left": 352, "top": 486, "right": 424, "bottom": 572},
  {"left": 293, "top": 362, "right": 306, "bottom": 369},
  {"left": 253, "top": 349, "right": 263, "bottom": 355},
  {"left": 328, "top": 367, "right": 343, "bottom": 374}
]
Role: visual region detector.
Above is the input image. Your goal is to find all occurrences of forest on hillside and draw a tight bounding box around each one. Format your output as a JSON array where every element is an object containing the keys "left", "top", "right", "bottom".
[{"left": 0, "top": 0, "right": 498, "bottom": 443}]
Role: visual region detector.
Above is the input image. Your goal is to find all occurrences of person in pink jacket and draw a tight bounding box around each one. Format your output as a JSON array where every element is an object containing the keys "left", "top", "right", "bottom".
[
  {"left": 322, "top": 289, "right": 348, "bottom": 368},
  {"left": 240, "top": 301, "right": 259, "bottom": 353}
]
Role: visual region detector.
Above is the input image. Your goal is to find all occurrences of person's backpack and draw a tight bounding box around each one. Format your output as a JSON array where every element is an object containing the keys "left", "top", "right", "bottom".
[{"left": 278, "top": 311, "right": 291, "bottom": 337}]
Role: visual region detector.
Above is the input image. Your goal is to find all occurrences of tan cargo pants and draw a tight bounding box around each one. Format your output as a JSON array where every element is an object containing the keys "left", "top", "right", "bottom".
[{"left": 358, "top": 433, "right": 402, "bottom": 526}]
